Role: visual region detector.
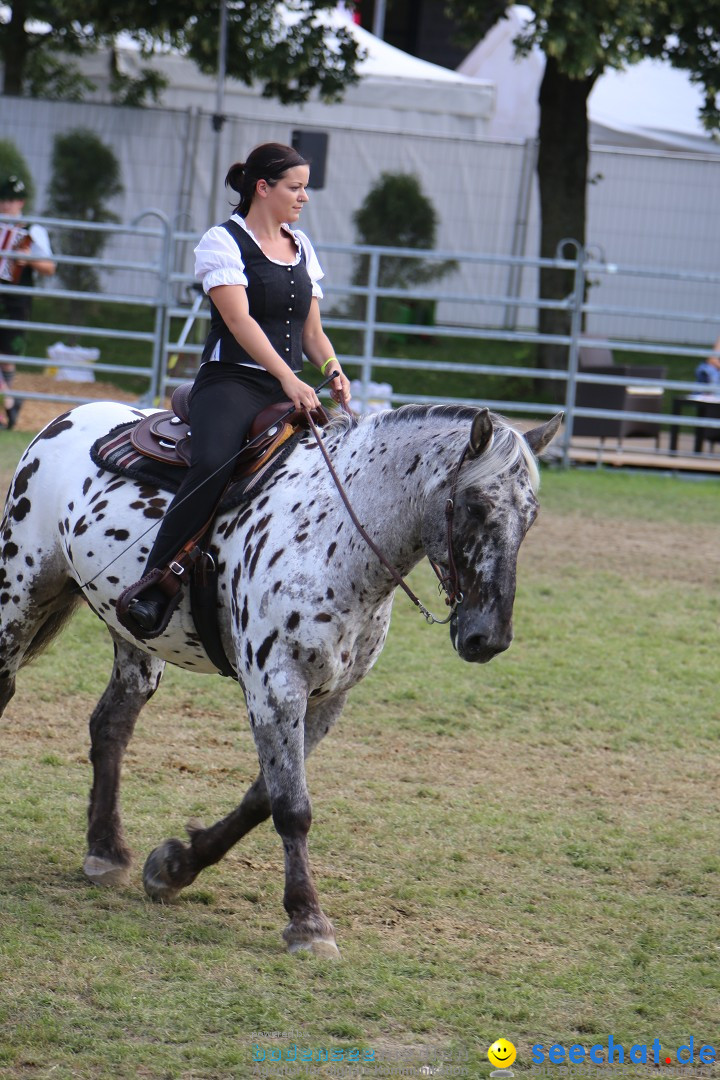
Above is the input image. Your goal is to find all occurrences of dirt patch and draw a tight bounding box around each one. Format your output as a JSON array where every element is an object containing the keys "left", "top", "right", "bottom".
[
  {"left": 7, "top": 371, "right": 142, "bottom": 433},
  {"left": 522, "top": 509, "right": 717, "bottom": 586}
]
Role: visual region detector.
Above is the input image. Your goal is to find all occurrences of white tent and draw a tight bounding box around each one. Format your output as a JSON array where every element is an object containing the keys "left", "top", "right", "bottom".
[
  {"left": 84, "top": 8, "right": 495, "bottom": 139},
  {"left": 590, "top": 62, "right": 718, "bottom": 153},
  {"left": 457, "top": 5, "right": 542, "bottom": 142},
  {"left": 458, "top": 4, "right": 720, "bottom": 153}
]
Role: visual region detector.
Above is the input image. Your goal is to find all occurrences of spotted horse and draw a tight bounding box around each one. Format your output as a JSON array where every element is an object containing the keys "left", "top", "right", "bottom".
[{"left": 0, "top": 400, "right": 561, "bottom": 956}]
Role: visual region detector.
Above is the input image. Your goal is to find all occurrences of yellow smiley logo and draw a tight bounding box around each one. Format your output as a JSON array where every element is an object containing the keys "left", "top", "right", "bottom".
[{"left": 488, "top": 1039, "right": 517, "bottom": 1069}]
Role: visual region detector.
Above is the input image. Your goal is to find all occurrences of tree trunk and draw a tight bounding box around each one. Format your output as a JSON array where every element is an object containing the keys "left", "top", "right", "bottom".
[
  {"left": 2, "top": 0, "right": 30, "bottom": 95},
  {"left": 536, "top": 55, "right": 596, "bottom": 374}
]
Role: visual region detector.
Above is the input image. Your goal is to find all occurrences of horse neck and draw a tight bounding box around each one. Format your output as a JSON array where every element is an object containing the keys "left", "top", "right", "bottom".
[{"left": 325, "top": 413, "right": 462, "bottom": 574}]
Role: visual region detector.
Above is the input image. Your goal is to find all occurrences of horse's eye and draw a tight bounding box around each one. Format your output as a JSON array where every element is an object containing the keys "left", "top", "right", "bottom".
[{"left": 464, "top": 499, "right": 490, "bottom": 521}]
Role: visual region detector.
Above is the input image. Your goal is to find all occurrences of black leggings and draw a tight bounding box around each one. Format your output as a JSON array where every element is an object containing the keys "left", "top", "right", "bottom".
[{"left": 145, "top": 362, "right": 290, "bottom": 573}]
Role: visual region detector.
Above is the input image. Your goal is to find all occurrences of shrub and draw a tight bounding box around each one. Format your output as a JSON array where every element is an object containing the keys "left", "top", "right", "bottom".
[
  {"left": 352, "top": 171, "right": 457, "bottom": 293},
  {"left": 45, "top": 128, "right": 124, "bottom": 294},
  {"left": 0, "top": 139, "right": 35, "bottom": 209}
]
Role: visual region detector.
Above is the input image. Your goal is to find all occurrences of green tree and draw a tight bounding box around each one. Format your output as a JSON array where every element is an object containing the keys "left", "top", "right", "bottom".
[
  {"left": 352, "top": 171, "right": 457, "bottom": 329},
  {"left": 45, "top": 128, "right": 123, "bottom": 296},
  {"left": 0, "top": 139, "right": 35, "bottom": 209},
  {"left": 1, "top": 1, "right": 364, "bottom": 105},
  {"left": 445, "top": 1, "right": 720, "bottom": 370}
]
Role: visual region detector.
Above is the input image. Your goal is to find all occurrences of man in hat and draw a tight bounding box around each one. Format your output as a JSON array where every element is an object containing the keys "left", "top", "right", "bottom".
[{"left": 0, "top": 174, "right": 55, "bottom": 428}]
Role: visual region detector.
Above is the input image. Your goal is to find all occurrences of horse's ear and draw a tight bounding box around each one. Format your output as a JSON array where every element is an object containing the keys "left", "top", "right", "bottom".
[
  {"left": 468, "top": 408, "right": 493, "bottom": 458},
  {"left": 524, "top": 413, "right": 563, "bottom": 456}
]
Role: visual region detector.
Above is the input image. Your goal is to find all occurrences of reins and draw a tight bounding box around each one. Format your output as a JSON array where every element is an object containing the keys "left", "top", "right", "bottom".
[{"left": 303, "top": 406, "right": 464, "bottom": 625}]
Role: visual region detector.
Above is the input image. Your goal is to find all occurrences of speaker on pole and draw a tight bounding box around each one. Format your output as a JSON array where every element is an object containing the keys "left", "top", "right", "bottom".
[{"left": 291, "top": 131, "right": 329, "bottom": 189}]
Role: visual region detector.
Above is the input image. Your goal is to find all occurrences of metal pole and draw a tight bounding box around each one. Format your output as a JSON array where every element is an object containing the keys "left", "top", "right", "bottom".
[
  {"left": 372, "top": 0, "right": 387, "bottom": 38},
  {"left": 504, "top": 137, "right": 538, "bottom": 330},
  {"left": 130, "top": 209, "right": 173, "bottom": 406},
  {"left": 209, "top": 0, "right": 229, "bottom": 225},
  {"left": 360, "top": 250, "right": 380, "bottom": 413},
  {"left": 559, "top": 239, "right": 586, "bottom": 468}
]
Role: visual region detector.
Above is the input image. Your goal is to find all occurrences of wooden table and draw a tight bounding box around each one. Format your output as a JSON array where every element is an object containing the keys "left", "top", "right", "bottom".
[{"left": 670, "top": 395, "right": 720, "bottom": 453}]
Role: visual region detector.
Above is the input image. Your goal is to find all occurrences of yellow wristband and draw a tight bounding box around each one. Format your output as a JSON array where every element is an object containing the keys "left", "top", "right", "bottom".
[{"left": 320, "top": 357, "right": 338, "bottom": 376}]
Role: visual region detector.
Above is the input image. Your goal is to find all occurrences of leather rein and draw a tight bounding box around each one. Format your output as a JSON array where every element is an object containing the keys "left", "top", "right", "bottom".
[{"left": 303, "top": 406, "right": 465, "bottom": 625}]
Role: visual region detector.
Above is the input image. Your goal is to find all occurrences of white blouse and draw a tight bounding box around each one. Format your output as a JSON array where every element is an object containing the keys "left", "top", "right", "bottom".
[{"left": 194, "top": 214, "right": 324, "bottom": 299}]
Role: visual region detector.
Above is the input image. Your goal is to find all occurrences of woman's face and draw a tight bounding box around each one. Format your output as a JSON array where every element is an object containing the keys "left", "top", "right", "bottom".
[{"left": 258, "top": 165, "right": 310, "bottom": 223}]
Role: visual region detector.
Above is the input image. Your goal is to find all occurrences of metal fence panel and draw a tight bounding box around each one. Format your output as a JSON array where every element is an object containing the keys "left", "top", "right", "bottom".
[
  {"left": 2, "top": 209, "right": 719, "bottom": 466},
  {"left": 3, "top": 97, "right": 720, "bottom": 347}
]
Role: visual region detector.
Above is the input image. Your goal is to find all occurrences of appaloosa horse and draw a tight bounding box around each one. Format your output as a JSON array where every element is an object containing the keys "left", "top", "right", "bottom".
[{"left": 0, "top": 400, "right": 560, "bottom": 955}]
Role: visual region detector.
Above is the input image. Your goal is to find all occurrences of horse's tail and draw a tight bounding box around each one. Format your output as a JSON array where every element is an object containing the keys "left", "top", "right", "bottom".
[{"left": 20, "top": 589, "right": 84, "bottom": 669}]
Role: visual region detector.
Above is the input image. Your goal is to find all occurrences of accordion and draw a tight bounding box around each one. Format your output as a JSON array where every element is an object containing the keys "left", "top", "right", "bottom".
[{"left": 0, "top": 224, "right": 31, "bottom": 284}]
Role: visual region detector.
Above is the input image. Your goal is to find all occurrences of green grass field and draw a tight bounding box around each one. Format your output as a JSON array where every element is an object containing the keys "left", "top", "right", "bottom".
[{"left": 0, "top": 432, "right": 718, "bottom": 1080}]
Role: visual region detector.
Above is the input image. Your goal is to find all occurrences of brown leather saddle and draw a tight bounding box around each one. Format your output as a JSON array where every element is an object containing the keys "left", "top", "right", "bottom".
[{"left": 130, "top": 382, "right": 329, "bottom": 478}]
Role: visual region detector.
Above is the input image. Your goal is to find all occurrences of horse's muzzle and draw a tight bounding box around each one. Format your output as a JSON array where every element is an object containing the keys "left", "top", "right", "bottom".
[{"left": 450, "top": 611, "right": 513, "bottom": 664}]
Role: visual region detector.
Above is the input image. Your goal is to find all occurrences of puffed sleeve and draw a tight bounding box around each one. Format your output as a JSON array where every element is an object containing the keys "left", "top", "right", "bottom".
[
  {"left": 194, "top": 224, "right": 248, "bottom": 292},
  {"left": 294, "top": 230, "right": 325, "bottom": 299},
  {"left": 28, "top": 223, "right": 53, "bottom": 258}
]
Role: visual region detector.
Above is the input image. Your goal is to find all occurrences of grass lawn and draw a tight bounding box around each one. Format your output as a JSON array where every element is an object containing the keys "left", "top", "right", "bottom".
[{"left": 0, "top": 433, "right": 718, "bottom": 1079}]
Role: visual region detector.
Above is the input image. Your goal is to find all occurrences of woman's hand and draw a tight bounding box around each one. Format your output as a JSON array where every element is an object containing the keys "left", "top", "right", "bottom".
[
  {"left": 280, "top": 371, "right": 321, "bottom": 412},
  {"left": 324, "top": 366, "right": 352, "bottom": 407}
]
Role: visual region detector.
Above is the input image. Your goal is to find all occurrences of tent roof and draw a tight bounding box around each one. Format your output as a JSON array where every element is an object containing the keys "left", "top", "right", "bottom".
[
  {"left": 458, "top": 4, "right": 720, "bottom": 153},
  {"left": 115, "top": 6, "right": 488, "bottom": 89},
  {"left": 589, "top": 61, "right": 717, "bottom": 152},
  {"left": 320, "top": 7, "right": 487, "bottom": 85},
  {"left": 103, "top": 7, "right": 495, "bottom": 136}
]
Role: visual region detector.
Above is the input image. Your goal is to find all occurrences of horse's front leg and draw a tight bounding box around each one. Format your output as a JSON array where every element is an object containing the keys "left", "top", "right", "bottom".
[
  {"left": 252, "top": 694, "right": 339, "bottom": 958},
  {"left": 143, "top": 693, "right": 346, "bottom": 959},
  {"left": 84, "top": 635, "right": 165, "bottom": 886}
]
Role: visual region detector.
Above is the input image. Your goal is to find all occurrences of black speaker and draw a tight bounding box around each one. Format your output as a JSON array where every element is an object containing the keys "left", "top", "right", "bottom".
[{"left": 291, "top": 130, "right": 329, "bottom": 189}]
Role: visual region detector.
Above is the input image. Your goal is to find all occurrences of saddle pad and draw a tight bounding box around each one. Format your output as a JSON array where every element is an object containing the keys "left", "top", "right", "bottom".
[{"left": 90, "top": 419, "right": 301, "bottom": 512}]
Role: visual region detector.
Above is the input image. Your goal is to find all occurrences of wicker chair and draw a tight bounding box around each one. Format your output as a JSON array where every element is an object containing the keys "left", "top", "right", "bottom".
[{"left": 572, "top": 341, "right": 666, "bottom": 446}]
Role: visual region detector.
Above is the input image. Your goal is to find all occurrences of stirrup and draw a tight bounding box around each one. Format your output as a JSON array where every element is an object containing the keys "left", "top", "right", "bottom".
[{"left": 116, "top": 568, "right": 182, "bottom": 639}]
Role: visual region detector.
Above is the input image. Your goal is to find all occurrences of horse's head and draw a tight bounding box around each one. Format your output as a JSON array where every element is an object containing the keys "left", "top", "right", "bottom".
[{"left": 424, "top": 409, "right": 562, "bottom": 664}]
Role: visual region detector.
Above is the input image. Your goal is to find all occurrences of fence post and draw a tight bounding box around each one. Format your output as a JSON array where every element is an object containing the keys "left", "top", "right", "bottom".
[
  {"left": 558, "top": 239, "right": 587, "bottom": 468},
  {"left": 360, "top": 250, "right": 380, "bottom": 413},
  {"left": 504, "top": 137, "right": 538, "bottom": 331},
  {"left": 131, "top": 208, "right": 173, "bottom": 406}
]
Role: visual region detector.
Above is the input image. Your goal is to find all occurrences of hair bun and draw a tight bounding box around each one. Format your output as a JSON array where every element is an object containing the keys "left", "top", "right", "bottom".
[{"left": 225, "top": 161, "right": 246, "bottom": 195}]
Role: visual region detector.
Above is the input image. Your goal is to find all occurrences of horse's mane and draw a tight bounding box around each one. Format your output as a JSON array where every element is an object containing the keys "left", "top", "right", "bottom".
[{"left": 325, "top": 403, "right": 540, "bottom": 492}]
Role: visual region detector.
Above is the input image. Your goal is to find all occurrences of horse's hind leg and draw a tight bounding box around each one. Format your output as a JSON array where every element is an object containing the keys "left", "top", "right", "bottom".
[
  {"left": 84, "top": 635, "right": 165, "bottom": 887},
  {"left": 0, "top": 574, "right": 83, "bottom": 717},
  {"left": 142, "top": 693, "right": 348, "bottom": 947}
]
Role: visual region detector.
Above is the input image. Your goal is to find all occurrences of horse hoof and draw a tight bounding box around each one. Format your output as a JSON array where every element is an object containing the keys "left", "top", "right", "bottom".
[
  {"left": 142, "top": 843, "right": 183, "bottom": 903},
  {"left": 83, "top": 855, "right": 131, "bottom": 887},
  {"left": 287, "top": 938, "right": 341, "bottom": 959}
]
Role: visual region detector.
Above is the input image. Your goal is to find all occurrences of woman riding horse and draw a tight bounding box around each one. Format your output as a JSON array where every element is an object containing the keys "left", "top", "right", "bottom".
[{"left": 125, "top": 142, "right": 352, "bottom": 634}]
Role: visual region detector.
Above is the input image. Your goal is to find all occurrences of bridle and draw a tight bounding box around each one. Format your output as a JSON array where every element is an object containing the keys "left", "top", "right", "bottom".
[{"left": 303, "top": 407, "right": 466, "bottom": 625}]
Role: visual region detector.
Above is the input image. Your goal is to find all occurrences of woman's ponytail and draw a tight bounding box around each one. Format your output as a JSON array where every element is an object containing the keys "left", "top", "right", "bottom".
[{"left": 225, "top": 161, "right": 254, "bottom": 217}]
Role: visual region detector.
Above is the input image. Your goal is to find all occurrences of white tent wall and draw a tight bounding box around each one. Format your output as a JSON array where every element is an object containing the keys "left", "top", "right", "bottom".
[
  {"left": 586, "top": 145, "right": 720, "bottom": 343},
  {"left": 2, "top": 96, "right": 720, "bottom": 347}
]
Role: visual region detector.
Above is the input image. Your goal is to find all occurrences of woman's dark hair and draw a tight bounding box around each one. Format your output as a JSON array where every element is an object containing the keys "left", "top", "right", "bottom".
[{"left": 225, "top": 142, "right": 308, "bottom": 217}]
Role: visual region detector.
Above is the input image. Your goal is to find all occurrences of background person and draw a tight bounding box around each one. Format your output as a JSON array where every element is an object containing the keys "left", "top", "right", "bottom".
[
  {"left": 0, "top": 175, "right": 56, "bottom": 428},
  {"left": 695, "top": 333, "right": 720, "bottom": 387},
  {"left": 126, "top": 141, "right": 351, "bottom": 634}
]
